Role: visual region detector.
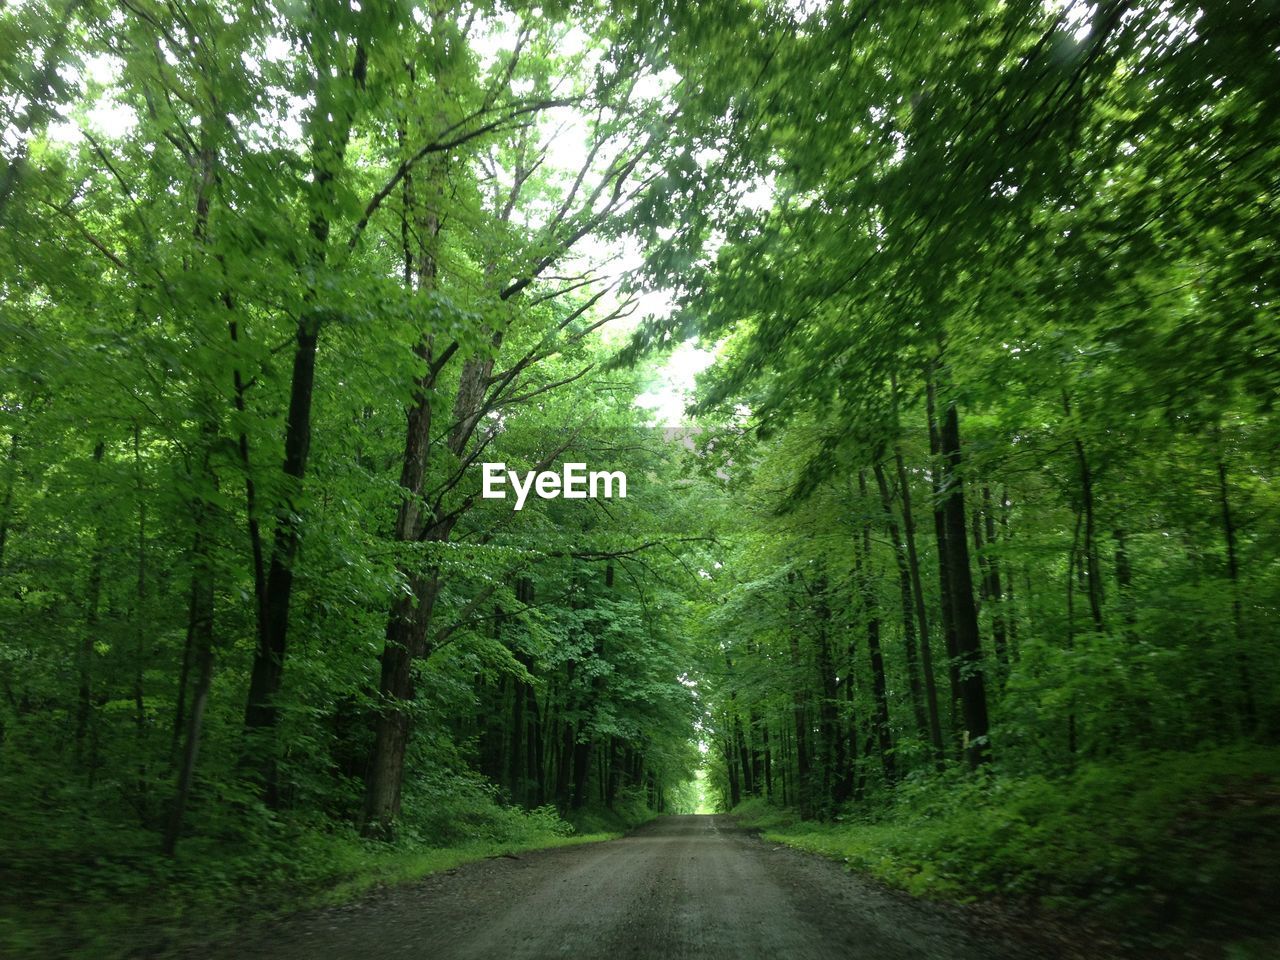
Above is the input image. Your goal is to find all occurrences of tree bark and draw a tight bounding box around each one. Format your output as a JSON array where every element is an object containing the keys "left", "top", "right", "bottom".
[
  {"left": 1001, "top": 488, "right": 1019, "bottom": 653},
  {"left": 132, "top": 425, "right": 147, "bottom": 780},
  {"left": 162, "top": 516, "right": 215, "bottom": 856},
  {"left": 735, "top": 714, "right": 754, "bottom": 797},
  {"left": 0, "top": 432, "right": 18, "bottom": 574},
  {"left": 1218, "top": 457, "right": 1256, "bottom": 732},
  {"left": 242, "top": 37, "right": 367, "bottom": 805},
  {"left": 938, "top": 399, "right": 992, "bottom": 767},
  {"left": 1063, "top": 393, "right": 1104, "bottom": 632},
  {"left": 509, "top": 658, "right": 527, "bottom": 803},
  {"left": 811, "top": 578, "right": 842, "bottom": 808},
  {"left": 571, "top": 732, "right": 592, "bottom": 809},
  {"left": 1113, "top": 526, "right": 1133, "bottom": 627},
  {"left": 762, "top": 721, "right": 773, "bottom": 801},
  {"left": 786, "top": 588, "right": 812, "bottom": 815},
  {"left": 1066, "top": 511, "right": 1082, "bottom": 756},
  {"left": 893, "top": 434, "right": 945, "bottom": 762},
  {"left": 981, "top": 486, "right": 1007, "bottom": 672},
  {"left": 873, "top": 462, "right": 929, "bottom": 746},
  {"left": 857, "top": 471, "right": 896, "bottom": 785},
  {"left": 241, "top": 314, "right": 321, "bottom": 803},
  {"left": 363, "top": 570, "right": 443, "bottom": 833},
  {"left": 359, "top": 64, "right": 452, "bottom": 834},
  {"left": 926, "top": 378, "right": 962, "bottom": 751},
  {"left": 77, "top": 440, "right": 106, "bottom": 775},
  {"left": 527, "top": 679, "right": 545, "bottom": 806}
]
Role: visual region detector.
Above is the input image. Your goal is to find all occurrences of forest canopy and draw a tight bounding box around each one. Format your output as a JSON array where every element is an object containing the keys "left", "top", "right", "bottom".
[{"left": 1, "top": 0, "right": 1278, "bottom": 957}]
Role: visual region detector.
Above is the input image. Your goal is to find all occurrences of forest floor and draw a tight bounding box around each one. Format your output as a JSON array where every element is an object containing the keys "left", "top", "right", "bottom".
[{"left": 179, "top": 815, "right": 1058, "bottom": 960}]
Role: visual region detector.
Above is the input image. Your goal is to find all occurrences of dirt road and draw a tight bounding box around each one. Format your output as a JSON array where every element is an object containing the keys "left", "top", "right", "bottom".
[{"left": 192, "top": 815, "right": 1049, "bottom": 960}]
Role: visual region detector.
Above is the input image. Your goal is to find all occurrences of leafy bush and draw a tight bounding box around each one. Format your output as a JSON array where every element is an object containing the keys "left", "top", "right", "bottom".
[
  {"left": 734, "top": 745, "right": 1280, "bottom": 950},
  {"left": 0, "top": 761, "right": 605, "bottom": 960},
  {"left": 568, "top": 788, "right": 657, "bottom": 835}
]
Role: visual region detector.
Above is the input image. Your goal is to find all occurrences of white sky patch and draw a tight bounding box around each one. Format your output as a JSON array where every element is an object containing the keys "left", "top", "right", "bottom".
[
  {"left": 633, "top": 66, "right": 680, "bottom": 102},
  {"left": 47, "top": 52, "right": 136, "bottom": 143},
  {"left": 739, "top": 174, "right": 776, "bottom": 211},
  {"left": 264, "top": 34, "right": 292, "bottom": 61},
  {"left": 635, "top": 340, "right": 716, "bottom": 426},
  {"left": 1063, "top": 0, "right": 1097, "bottom": 42}
]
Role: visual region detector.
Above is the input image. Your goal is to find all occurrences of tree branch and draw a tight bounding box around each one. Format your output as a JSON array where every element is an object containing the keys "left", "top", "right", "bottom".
[{"left": 347, "top": 96, "right": 577, "bottom": 252}]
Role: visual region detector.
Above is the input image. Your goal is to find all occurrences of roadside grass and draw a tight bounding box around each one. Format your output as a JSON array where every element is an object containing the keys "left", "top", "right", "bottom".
[
  {"left": 308, "top": 829, "right": 620, "bottom": 906},
  {"left": 1, "top": 792, "right": 639, "bottom": 960},
  {"left": 733, "top": 744, "right": 1280, "bottom": 955}
]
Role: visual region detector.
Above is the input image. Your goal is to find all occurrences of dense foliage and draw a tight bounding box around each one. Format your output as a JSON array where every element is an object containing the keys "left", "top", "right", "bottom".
[
  {"left": 2, "top": 0, "right": 1278, "bottom": 956},
  {"left": 644, "top": 0, "right": 1280, "bottom": 950},
  {"left": 2, "top": 1, "right": 712, "bottom": 954}
]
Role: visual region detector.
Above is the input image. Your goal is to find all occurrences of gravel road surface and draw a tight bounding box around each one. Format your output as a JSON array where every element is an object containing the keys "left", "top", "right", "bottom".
[{"left": 190, "top": 815, "right": 1056, "bottom": 960}]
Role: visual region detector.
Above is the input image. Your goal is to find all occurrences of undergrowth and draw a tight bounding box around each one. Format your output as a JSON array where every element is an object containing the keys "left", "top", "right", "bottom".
[
  {"left": 733, "top": 744, "right": 1280, "bottom": 956},
  {"left": 0, "top": 768, "right": 649, "bottom": 960}
]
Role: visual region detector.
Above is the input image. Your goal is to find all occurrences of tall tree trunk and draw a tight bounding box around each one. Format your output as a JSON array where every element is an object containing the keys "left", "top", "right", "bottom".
[
  {"left": 554, "top": 663, "right": 578, "bottom": 811},
  {"left": 735, "top": 714, "right": 754, "bottom": 797},
  {"left": 0, "top": 432, "right": 18, "bottom": 574},
  {"left": 981, "top": 486, "right": 1008, "bottom": 673},
  {"left": 749, "top": 709, "right": 764, "bottom": 797},
  {"left": 1218, "top": 457, "right": 1256, "bottom": 732},
  {"left": 971, "top": 490, "right": 1007, "bottom": 682},
  {"left": 811, "top": 579, "right": 842, "bottom": 808},
  {"left": 1066, "top": 511, "right": 1082, "bottom": 756},
  {"left": 938, "top": 396, "right": 992, "bottom": 768},
  {"left": 364, "top": 571, "right": 443, "bottom": 834},
  {"left": 1000, "top": 488, "right": 1019, "bottom": 654},
  {"left": 363, "top": 348, "right": 495, "bottom": 832},
  {"left": 873, "top": 462, "right": 929, "bottom": 745},
  {"left": 572, "top": 629, "right": 606, "bottom": 811},
  {"left": 528, "top": 682, "right": 545, "bottom": 806},
  {"left": 1063, "top": 393, "right": 1104, "bottom": 632},
  {"left": 857, "top": 471, "right": 896, "bottom": 785},
  {"left": 926, "top": 378, "right": 962, "bottom": 752},
  {"left": 762, "top": 722, "right": 773, "bottom": 801},
  {"left": 836, "top": 646, "right": 860, "bottom": 804},
  {"left": 509, "top": 660, "right": 527, "bottom": 803},
  {"left": 725, "top": 736, "right": 741, "bottom": 808},
  {"left": 132, "top": 426, "right": 147, "bottom": 752},
  {"left": 605, "top": 737, "right": 621, "bottom": 809},
  {"left": 242, "top": 39, "right": 366, "bottom": 805},
  {"left": 780, "top": 720, "right": 790, "bottom": 807},
  {"left": 571, "top": 730, "right": 592, "bottom": 809},
  {"left": 359, "top": 87, "right": 451, "bottom": 834},
  {"left": 784, "top": 572, "right": 813, "bottom": 815},
  {"left": 787, "top": 633, "right": 811, "bottom": 815},
  {"left": 241, "top": 314, "right": 321, "bottom": 803},
  {"left": 892, "top": 433, "right": 945, "bottom": 762},
  {"left": 77, "top": 440, "right": 106, "bottom": 776},
  {"left": 162, "top": 516, "right": 215, "bottom": 856},
  {"left": 1113, "top": 527, "right": 1134, "bottom": 628},
  {"left": 170, "top": 579, "right": 198, "bottom": 768}
]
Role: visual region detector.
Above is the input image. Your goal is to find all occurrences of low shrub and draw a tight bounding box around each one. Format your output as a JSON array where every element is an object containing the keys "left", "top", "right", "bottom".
[{"left": 733, "top": 745, "right": 1280, "bottom": 952}]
